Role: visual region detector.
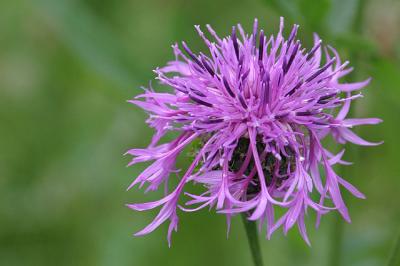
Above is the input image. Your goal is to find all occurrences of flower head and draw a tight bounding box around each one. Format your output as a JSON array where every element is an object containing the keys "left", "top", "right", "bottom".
[{"left": 126, "top": 18, "right": 382, "bottom": 246}]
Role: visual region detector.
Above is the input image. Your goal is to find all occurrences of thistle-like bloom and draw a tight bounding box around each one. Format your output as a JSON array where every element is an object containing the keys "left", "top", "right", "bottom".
[{"left": 126, "top": 18, "right": 381, "bottom": 245}]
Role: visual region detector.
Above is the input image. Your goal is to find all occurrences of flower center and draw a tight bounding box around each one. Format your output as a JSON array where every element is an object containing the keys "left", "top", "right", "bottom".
[{"left": 229, "top": 137, "right": 295, "bottom": 197}]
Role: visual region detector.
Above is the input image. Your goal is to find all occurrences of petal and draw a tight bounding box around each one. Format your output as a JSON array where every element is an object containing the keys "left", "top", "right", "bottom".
[
  {"left": 126, "top": 191, "right": 176, "bottom": 211},
  {"left": 342, "top": 118, "right": 382, "bottom": 127},
  {"left": 337, "top": 176, "right": 366, "bottom": 199},
  {"left": 297, "top": 212, "right": 311, "bottom": 246},
  {"left": 284, "top": 197, "right": 303, "bottom": 232},
  {"left": 134, "top": 201, "right": 176, "bottom": 237},
  {"left": 336, "top": 93, "right": 351, "bottom": 120},
  {"left": 249, "top": 195, "right": 267, "bottom": 221},
  {"left": 327, "top": 172, "right": 351, "bottom": 222},
  {"left": 167, "top": 213, "right": 179, "bottom": 247},
  {"left": 337, "top": 78, "right": 371, "bottom": 92},
  {"left": 339, "top": 128, "right": 383, "bottom": 146}
]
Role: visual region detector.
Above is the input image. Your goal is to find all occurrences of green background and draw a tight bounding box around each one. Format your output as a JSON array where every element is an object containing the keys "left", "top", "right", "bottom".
[{"left": 1, "top": 0, "right": 399, "bottom": 265}]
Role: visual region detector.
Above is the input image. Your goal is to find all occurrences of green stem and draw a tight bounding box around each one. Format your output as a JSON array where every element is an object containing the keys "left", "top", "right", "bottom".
[
  {"left": 241, "top": 213, "right": 264, "bottom": 266},
  {"left": 329, "top": 213, "right": 343, "bottom": 266},
  {"left": 387, "top": 229, "right": 400, "bottom": 266}
]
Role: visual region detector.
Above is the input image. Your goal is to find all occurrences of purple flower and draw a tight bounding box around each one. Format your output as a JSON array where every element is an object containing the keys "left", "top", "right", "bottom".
[{"left": 126, "top": 18, "right": 382, "bottom": 246}]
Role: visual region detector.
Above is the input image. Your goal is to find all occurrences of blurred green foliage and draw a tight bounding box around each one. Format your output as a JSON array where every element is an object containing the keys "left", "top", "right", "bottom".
[{"left": 0, "top": 0, "right": 399, "bottom": 265}]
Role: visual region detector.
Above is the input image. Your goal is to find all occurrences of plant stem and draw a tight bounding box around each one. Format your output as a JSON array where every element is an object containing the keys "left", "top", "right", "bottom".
[
  {"left": 329, "top": 213, "right": 343, "bottom": 266},
  {"left": 387, "top": 229, "right": 400, "bottom": 266},
  {"left": 241, "top": 213, "right": 263, "bottom": 266}
]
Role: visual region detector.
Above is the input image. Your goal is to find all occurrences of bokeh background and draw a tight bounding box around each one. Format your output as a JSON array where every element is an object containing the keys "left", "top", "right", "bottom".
[{"left": 1, "top": 0, "right": 399, "bottom": 265}]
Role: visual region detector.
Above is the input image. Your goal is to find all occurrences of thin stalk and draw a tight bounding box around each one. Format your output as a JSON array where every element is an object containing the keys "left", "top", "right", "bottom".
[
  {"left": 241, "top": 213, "right": 263, "bottom": 266},
  {"left": 387, "top": 229, "right": 400, "bottom": 266},
  {"left": 329, "top": 213, "right": 344, "bottom": 266}
]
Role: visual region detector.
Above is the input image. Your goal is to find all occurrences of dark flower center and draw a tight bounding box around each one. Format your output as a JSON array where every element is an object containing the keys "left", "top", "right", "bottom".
[{"left": 229, "top": 137, "right": 295, "bottom": 196}]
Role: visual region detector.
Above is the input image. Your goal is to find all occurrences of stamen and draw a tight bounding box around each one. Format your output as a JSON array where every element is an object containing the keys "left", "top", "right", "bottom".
[
  {"left": 284, "top": 41, "right": 299, "bottom": 74},
  {"left": 191, "top": 88, "right": 206, "bottom": 97},
  {"left": 189, "top": 94, "right": 213, "bottom": 107},
  {"left": 306, "top": 40, "right": 322, "bottom": 61},
  {"left": 205, "top": 118, "right": 224, "bottom": 124},
  {"left": 238, "top": 92, "right": 248, "bottom": 109},
  {"left": 259, "top": 30, "right": 265, "bottom": 62},
  {"left": 306, "top": 57, "right": 335, "bottom": 83},
  {"left": 287, "top": 24, "right": 299, "bottom": 45},
  {"left": 286, "top": 80, "right": 303, "bottom": 96},
  {"left": 296, "top": 110, "right": 319, "bottom": 116},
  {"left": 200, "top": 54, "right": 215, "bottom": 76},
  {"left": 252, "top": 18, "right": 258, "bottom": 49},
  {"left": 223, "top": 77, "right": 235, "bottom": 97},
  {"left": 182, "top": 41, "right": 202, "bottom": 67},
  {"left": 242, "top": 68, "right": 250, "bottom": 82},
  {"left": 318, "top": 93, "right": 337, "bottom": 103},
  {"left": 263, "top": 72, "right": 270, "bottom": 104},
  {"left": 231, "top": 26, "right": 240, "bottom": 60}
]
